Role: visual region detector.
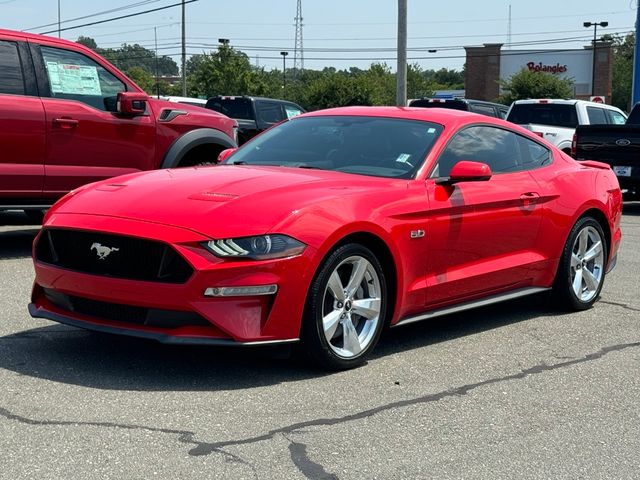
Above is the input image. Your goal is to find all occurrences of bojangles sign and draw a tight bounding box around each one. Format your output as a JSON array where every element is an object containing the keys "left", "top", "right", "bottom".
[{"left": 526, "top": 62, "right": 568, "bottom": 74}]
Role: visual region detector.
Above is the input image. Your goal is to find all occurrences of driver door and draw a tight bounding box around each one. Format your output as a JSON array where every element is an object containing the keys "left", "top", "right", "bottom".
[
  {"left": 34, "top": 43, "right": 156, "bottom": 199},
  {"left": 425, "top": 125, "right": 547, "bottom": 308}
]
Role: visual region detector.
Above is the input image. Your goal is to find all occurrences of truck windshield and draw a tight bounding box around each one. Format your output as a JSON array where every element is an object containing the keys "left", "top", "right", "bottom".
[
  {"left": 507, "top": 104, "right": 578, "bottom": 129},
  {"left": 205, "top": 98, "right": 253, "bottom": 120}
]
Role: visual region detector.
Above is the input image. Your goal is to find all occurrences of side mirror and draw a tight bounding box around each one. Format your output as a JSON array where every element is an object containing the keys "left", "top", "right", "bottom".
[
  {"left": 117, "top": 91, "right": 149, "bottom": 116},
  {"left": 218, "top": 148, "right": 238, "bottom": 163},
  {"left": 436, "top": 160, "right": 492, "bottom": 185}
]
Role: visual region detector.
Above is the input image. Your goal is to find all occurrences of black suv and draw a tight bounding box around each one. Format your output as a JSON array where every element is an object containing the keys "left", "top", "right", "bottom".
[
  {"left": 408, "top": 98, "right": 509, "bottom": 119},
  {"left": 205, "top": 96, "right": 306, "bottom": 145}
]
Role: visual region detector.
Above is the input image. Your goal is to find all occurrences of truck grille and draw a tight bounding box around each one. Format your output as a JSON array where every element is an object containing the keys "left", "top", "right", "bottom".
[{"left": 36, "top": 229, "right": 193, "bottom": 284}]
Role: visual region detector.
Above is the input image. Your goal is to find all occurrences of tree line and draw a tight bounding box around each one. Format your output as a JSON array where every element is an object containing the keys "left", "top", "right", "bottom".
[{"left": 77, "top": 34, "right": 635, "bottom": 112}]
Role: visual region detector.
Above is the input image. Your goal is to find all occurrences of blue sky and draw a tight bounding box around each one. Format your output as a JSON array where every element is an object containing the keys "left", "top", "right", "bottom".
[{"left": 2, "top": 0, "right": 637, "bottom": 72}]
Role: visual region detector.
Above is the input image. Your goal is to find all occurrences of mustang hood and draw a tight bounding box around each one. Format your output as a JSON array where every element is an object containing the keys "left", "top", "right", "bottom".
[{"left": 52, "top": 166, "right": 394, "bottom": 238}]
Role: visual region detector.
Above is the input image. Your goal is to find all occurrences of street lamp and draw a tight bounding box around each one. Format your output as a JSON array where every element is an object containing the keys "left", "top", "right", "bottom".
[
  {"left": 218, "top": 38, "right": 230, "bottom": 46},
  {"left": 583, "top": 21, "right": 608, "bottom": 96},
  {"left": 280, "top": 51, "right": 289, "bottom": 92}
]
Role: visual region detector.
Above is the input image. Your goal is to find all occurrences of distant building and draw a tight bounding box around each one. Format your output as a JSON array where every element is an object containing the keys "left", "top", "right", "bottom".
[{"left": 464, "top": 42, "right": 613, "bottom": 102}]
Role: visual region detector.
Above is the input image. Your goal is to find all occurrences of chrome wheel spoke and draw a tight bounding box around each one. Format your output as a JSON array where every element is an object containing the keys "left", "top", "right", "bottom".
[
  {"left": 571, "top": 253, "right": 581, "bottom": 269},
  {"left": 341, "top": 316, "right": 362, "bottom": 356},
  {"left": 323, "top": 310, "right": 342, "bottom": 342},
  {"left": 583, "top": 241, "right": 602, "bottom": 263},
  {"left": 345, "top": 258, "right": 368, "bottom": 298},
  {"left": 328, "top": 271, "right": 346, "bottom": 303},
  {"left": 351, "top": 298, "right": 381, "bottom": 320},
  {"left": 578, "top": 229, "right": 589, "bottom": 256},
  {"left": 583, "top": 267, "right": 599, "bottom": 292},
  {"left": 572, "top": 269, "right": 584, "bottom": 295}
]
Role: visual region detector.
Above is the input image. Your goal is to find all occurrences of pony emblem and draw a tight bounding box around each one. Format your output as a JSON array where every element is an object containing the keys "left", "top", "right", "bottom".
[{"left": 91, "top": 242, "right": 120, "bottom": 260}]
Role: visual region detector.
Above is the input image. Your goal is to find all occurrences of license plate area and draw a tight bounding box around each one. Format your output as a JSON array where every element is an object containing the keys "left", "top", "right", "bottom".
[{"left": 613, "top": 166, "right": 632, "bottom": 177}]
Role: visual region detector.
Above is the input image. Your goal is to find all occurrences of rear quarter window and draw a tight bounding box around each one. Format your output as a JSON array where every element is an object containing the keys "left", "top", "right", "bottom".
[{"left": 0, "top": 40, "right": 25, "bottom": 95}]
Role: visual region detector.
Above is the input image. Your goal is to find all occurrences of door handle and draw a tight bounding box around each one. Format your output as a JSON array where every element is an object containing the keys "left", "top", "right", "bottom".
[
  {"left": 53, "top": 117, "right": 79, "bottom": 128},
  {"left": 520, "top": 192, "right": 540, "bottom": 207}
]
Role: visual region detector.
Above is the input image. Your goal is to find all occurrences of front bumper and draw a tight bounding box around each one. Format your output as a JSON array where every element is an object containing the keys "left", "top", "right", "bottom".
[{"left": 30, "top": 213, "right": 316, "bottom": 344}]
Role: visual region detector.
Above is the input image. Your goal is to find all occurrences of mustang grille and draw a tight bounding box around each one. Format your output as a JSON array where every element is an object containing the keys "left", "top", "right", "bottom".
[
  {"left": 43, "top": 288, "right": 210, "bottom": 329},
  {"left": 36, "top": 229, "right": 193, "bottom": 283}
]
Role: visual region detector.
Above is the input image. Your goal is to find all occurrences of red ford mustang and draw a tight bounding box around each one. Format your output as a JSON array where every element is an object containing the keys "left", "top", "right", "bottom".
[{"left": 30, "top": 107, "right": 622, "bottom": 369}]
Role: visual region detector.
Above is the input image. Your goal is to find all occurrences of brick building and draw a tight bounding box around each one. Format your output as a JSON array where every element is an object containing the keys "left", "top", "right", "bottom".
[{"left": 464, "top": 42, "right": 613, "bottom": 102}]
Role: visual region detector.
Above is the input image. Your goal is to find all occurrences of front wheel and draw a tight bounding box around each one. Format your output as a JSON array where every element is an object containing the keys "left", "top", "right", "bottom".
[
  {"left": 301, "top": 243, "right": 388, "bottom": 370},
  {"left": 553, "top": 217, "right": 607, "bottom": 310}
]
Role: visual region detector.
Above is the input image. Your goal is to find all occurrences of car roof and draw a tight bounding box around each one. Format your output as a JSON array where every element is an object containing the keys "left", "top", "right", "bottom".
[
  {"left": 300, "top": 106, "right": 504, "bottom": 125},
  {"left": 0, "top": 28, "right": 91, "bottom": 51}
]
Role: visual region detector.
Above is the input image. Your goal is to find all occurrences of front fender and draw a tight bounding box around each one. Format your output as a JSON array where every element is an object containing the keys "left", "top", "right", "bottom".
[{"left": 161, "top": 128, "right": 237, "bottom": 168}]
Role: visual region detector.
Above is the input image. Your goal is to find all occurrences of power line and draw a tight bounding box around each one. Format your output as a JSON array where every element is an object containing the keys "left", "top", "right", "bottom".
[
  {"left": 36, "top": 0, "right": 198, "bottom": 35},
  {"left": 25, "top": 0, "right": 165, "bottom": 31}
]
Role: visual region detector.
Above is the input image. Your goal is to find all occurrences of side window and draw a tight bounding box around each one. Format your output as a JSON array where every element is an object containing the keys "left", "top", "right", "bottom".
[
  {"left": 586, "top": 106, "right": 607, "bottom": 124},
  {"left": 256, "top": 102, "right": 285, "bottom": 125},
  {"left": 284, "top": 105, "right": 303, "bottom": 119},
  {"left": 432, "top": 126, "right": 523, "bottom": 177},
  {"left": 469, "top": 104, "right": 498, "bottom": 117},
  {"left": 0, "top": 40, "right": 25, "bottom": 95},
  {"left": 605, "top": 109, "right": 626, "bottom": 125},
  {"left": 516, "top": 135, "right": 551, "bottom": 170},
  {"left": 40, "top": 46, "right": 125, "bottom": 112}
]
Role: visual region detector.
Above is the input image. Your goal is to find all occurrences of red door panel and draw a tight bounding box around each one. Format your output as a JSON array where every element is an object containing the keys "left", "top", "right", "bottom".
[
  {"left": 0, "top": 95, "right": 45, "bottom": 200},
  {"left": 42, "top": 98, "right": 156, "bottom": 198},
  {"left": 425, "top": 171, "right": 544, "bottom": 307}
]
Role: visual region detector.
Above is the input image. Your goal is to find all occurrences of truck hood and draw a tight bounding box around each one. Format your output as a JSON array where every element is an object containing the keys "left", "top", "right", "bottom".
[{"left": 53, "top": 166, "right": 393, "bottom": 239}]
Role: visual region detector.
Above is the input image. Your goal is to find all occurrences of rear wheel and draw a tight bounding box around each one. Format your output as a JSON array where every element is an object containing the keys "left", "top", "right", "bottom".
[
  {"left": 553, "top": 217, "right": 607, "bottom": 310},
  {"left": 301, "top": 243, "right": 388, "bottom": 370}
]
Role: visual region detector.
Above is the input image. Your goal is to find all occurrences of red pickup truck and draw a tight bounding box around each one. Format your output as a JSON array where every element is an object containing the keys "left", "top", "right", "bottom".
[{"left": 0, "top": 29, "right": 237, "bottom": 222}]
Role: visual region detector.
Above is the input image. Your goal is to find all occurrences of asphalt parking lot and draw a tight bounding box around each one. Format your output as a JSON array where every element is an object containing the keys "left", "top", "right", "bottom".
[{"left": 0, "top": 206, "right": 638, "bottom": 480}]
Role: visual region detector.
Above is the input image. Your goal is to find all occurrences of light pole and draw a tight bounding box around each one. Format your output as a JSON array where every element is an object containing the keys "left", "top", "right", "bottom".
[
  {"left": 583, "top": 21, "right": 608, "bottom": 97},
  {"left": 280, "top": 51, "right": 289, "bottom": 93}
]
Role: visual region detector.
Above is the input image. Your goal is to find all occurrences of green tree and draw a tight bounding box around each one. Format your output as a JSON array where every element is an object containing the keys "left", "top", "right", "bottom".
[
  {"left": 498, "top": 68, "right": 574, "bottom": 104},
  {"left": 124, "top": 66, "right": 155, "bottom": 94},
  {"left": 187, "top": 45, "right": 271, "bottom": 98},
  {"left": 607, "top": 33, "right": 635, "bottom": 111},
  {"left": 76, "top": 36, "right": 97, "bottom": 50}
]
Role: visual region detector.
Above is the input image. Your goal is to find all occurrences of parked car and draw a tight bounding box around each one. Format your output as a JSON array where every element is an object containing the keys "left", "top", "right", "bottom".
[
  {"left": 205, "top": 95, "right": 305, "bottom": 144},
  {"left": 160, "top": 96, "right": 208, "bottom": 108},
  {"left": 573, "top": 102, "right": 640, "bottom": 199},
  {"left": 0, "top": 29, "right": 237, "bottom": 222},
  {"left": 30, "top": 107, "right": 622, "bottom": 370},
  {"left": 506, "top": 99, "right": 627, "bottom": 154},
  {"left": 408, "top": 98, "right": 509, "bottom": 119}
]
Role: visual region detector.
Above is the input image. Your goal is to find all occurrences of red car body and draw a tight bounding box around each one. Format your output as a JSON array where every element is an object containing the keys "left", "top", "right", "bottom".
[
  {"left": 0, "top": 28, "right": 236, "bottom": 213},
  {"left": 30, "top": 107, "right": 622, "bottom": 367}
]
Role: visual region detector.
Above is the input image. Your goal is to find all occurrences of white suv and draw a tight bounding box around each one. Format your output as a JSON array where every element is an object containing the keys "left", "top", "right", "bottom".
[{"left": 506, "top": 99, "right": 627, "bottom": 154}]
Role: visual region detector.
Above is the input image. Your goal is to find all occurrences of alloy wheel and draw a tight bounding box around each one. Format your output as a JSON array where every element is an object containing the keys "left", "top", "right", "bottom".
[{"left": 570, "top": 225, "right": 604, "bottom": 302}]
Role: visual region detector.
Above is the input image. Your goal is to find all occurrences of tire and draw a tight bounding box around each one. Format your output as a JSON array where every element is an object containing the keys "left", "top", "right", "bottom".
[
  {"left": 300, "top": 243, "right": 388, "bottom": 370},
  {"left": 552, "top": 217, "right": 607, "bottom": 311}
]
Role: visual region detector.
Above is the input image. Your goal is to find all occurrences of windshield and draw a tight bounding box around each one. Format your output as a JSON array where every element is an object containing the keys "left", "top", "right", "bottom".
[
  {"left": 206, "top": 98, "right": 253, "bottom": 120},
  {"left": 507, "top": 104, "right": 578, "bottom": 129},
  {"left": 224, "top": 116, "right": 444, "bottom": 179}
]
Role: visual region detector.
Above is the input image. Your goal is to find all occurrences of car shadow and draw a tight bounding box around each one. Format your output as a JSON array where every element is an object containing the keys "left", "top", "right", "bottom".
[
  {"left": 622, "top": 201, "right": 640, "bottom": 216},
  {"left": 0, "top": 211, "right": 40, "bottom": 259},
  {"left": 0, "top": 294, "right": 566, "bottom": 392}
]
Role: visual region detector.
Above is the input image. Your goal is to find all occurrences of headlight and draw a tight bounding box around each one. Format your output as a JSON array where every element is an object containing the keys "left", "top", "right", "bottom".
[{"left": 203, "top": 234, "right": 306, "bottom": 260}]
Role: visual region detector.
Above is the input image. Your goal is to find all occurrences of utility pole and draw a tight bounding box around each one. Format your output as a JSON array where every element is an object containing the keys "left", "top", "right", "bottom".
[
  {"left": 181, "top": 0, "right": 186, "bottom": 96},
  {"left": 57, "top": 0, "right": 61, "bottom": 38},
  {"left": 154, "top": 27, "right": 160, "bottom": 98},
  {"left": 583, "top": 21, "right": 607, "bottom": 97},
  {"left": 281, "top": 51, "right": 289, "bottom": 93},
  {"left": 396, "top": 0, "right": 407, "bottom": 106},
  {"left": 633, "top": 3, "right": 640, "bottom": 106}
]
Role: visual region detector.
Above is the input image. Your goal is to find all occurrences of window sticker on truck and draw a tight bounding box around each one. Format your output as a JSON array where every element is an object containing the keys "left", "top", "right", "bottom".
[{"left": 45, "top": 61, "right": 101, "bottom": 95}]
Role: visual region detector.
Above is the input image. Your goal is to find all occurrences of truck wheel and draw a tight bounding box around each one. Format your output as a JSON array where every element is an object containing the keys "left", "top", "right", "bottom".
[{"left": 177, "top": 144, "right": 225, "bottom": 167}]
